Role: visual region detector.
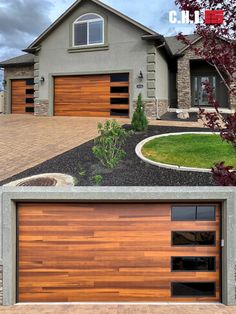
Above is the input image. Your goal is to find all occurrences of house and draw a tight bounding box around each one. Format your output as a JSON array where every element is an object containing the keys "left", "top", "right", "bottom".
[{"left": 0, "top": 0, "right": 235, "bottom": 118}]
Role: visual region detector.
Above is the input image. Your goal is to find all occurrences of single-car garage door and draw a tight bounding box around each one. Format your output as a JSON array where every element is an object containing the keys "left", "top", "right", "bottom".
[
  {"left": 54, "top": 73, "right": 129, "bottom": 117},
  {"left": 11, "top": 79, "right": 34, "bottom": 114},
  {"left": 17, "top": 203, "right": 220, "bottom": 302}
]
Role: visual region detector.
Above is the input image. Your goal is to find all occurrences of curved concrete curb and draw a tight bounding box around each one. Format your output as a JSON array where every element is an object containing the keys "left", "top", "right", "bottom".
[
  {"left": 135, "top": 132, "right": 220, "bottom": 173},
  {"left": 4, "top": 173, "right": 76, "bottom": 187}
]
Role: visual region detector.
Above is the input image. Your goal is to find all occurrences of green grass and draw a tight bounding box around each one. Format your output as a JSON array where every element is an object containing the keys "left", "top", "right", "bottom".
[{"left": 142, "top": 134, "right": 236, "bottom": 169}]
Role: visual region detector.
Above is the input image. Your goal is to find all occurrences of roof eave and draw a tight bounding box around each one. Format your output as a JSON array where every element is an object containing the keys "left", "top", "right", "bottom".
[{"left": 0, "top": 62, "right": 34, "bottom": 68}]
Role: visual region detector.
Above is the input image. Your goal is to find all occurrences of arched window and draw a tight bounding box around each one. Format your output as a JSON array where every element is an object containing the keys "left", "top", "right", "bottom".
[{"left": 73, "top": 13, "right": 104, "bottom": 47}]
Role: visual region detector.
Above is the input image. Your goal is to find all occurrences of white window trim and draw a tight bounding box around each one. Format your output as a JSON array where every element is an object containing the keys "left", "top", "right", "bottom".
[{"left": 72, "top": 13, "right": 105, "bottom": 48}]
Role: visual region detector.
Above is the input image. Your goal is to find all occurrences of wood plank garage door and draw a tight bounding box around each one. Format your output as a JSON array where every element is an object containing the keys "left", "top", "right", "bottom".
[
  {"left": 17, "top": 203, "right": 220, "bottom": 302},
  {"left": 11, "top": 79, "right": 34, "bottom": 114},
  {"left": 54, "top": 73, "right": 129, "bottom": 117}
]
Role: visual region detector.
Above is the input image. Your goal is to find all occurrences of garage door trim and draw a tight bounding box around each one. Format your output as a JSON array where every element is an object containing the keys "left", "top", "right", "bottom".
[{"left": 2, "top": 187, "right": 235, "bottom": 306}]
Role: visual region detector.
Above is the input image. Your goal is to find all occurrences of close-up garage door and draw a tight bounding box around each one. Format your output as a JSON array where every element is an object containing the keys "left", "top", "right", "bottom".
[
  {"left": 17, "top": 203, "right": 220, "bottom": 303},
  {"left": 54, "top": 73, "right": 129, "bottom": 118},
  {"left": 11, "top": 79, "right": 34, "bottom": 114}
]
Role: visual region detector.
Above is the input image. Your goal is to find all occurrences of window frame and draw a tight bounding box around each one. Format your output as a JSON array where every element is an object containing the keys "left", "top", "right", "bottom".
[{"left": 73, "top": 13, "right": 105, "bottom": 48}]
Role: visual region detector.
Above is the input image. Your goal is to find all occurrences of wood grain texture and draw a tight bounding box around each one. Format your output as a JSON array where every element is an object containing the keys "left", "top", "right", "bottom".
[
  {"left": 17, "top": 203, "right": 220, "bottom": 302},
  {"left": 11, "top": 80, "right": 34, "bottom": 114},
  {"left": 54, "top": 75, "right": 129, "bottom": 117}
]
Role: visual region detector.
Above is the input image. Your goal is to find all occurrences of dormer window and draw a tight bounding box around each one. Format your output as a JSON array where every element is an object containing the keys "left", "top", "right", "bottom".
[{"left": 73, "top": 13, "right": 104, "bottom": 47}]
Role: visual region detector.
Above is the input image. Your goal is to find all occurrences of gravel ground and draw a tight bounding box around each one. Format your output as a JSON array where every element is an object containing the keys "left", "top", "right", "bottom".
[{"left": 0, "top": 125, "right": 216, "bottom": 186}]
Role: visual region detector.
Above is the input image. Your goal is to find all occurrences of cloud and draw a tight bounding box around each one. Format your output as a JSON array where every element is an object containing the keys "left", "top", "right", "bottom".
[
  {"left": 0, "top": 0, "right": 54, "bottom": 60},
  {"left": 0, "top": 0, "right": 195, "bottom": 62}
]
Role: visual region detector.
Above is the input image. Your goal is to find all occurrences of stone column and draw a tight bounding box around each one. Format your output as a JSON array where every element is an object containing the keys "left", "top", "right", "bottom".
[{"left": 177, "top": 56, "right": 192, "bottom": 109}]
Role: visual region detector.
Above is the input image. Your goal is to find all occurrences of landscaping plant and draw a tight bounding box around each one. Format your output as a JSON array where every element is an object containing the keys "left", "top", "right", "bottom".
[
  {"left": 175, "top": 0, "right": 236, "bottom": 185},
  {"left": 92, "top": 120, "right": 131, "bottom": 169},
  {"left": 91, "top": 174, "right": 103, "bottom": 185},
  {"left": 131, "top": 93, "right": 149, "bottom": 132}
]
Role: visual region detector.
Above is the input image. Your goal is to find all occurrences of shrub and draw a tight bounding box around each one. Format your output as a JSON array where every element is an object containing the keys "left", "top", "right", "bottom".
[
  {"left": 91, "top": 174, "right": 103, "bottom": 185},
  {"left": 92, "top": 120, "right": 131, "bottom": 169},
  {"left": 131, "top": 93, "right": 148, "bottom": 132}
]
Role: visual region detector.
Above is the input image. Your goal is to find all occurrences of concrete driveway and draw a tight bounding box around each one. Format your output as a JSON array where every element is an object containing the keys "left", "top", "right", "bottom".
[
  {"left": 0, "top": 114, "right": 204, "bottom": 183},
  {"left": 0, "top": 304, "right": 235, "bottom": 314}
]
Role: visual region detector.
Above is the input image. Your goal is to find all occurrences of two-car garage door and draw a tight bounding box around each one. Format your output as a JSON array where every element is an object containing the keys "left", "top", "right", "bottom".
[
  {"left": 54, "top": 73, "right": 130, "bottom": 117},
  {"left": 17, "top": 203, "right": 220, "bottom": 302}
]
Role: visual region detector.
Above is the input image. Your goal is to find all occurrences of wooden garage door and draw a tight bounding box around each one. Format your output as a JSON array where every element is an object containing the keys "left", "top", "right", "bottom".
[
  {"left": 17, "top": 203, "right": 220, "bottom": 302},
  {"left": 54, "top": 73, "right": 129, "bottom": 117},
  {"left": 11, "top": 79, "right": 34, "bottom": 114}
]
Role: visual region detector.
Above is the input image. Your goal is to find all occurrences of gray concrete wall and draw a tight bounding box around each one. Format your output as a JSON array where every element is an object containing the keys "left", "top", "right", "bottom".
[
  {"left": 1, "top": 187, "right": 236, "bottom": 306},
  {"left": 37, "top": 0, "right": 155, "bottom": 114}
]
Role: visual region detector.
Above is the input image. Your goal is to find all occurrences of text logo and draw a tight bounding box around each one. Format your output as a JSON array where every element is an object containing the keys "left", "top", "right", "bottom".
[{"left": 169, "top": 10, "right": 224, "bottom": 25}]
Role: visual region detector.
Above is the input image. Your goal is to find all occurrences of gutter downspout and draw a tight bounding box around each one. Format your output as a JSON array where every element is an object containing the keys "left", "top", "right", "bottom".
[{"left": 155, "top": 42, "right": 166, "bottom": 120}]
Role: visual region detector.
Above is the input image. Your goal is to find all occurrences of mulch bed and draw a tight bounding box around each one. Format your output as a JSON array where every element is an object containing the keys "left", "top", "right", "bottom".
[
  {"left": 0, "top": 125, "right": 216, "bottom": 186},
  {"left": 161, "top": 112, "right": 198, "bottom": 122}
]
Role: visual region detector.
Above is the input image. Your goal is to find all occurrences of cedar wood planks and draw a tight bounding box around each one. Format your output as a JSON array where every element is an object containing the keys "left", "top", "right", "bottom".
[{"left": 17, "top": 203, "right": 220, "bottom": 302}]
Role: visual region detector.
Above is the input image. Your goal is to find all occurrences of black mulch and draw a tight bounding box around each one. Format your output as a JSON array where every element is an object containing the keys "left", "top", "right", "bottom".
[
  {"left": 161, "top": 112, "right": 198, "bottom": 122},
  {"left": 0, "top": 125, "right": 216, "bottom": 186}
]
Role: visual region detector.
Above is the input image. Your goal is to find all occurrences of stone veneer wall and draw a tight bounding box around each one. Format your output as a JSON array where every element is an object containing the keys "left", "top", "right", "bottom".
[
  {"left": 177, "top": 40, "right": 201, "bottom": 110},
  {"left": 0, "top": 265, "right": 2, "bottom": 305},
  {"left": 177, "top": 39, "right": 236, "bottom": 111},
  {"left": 4, "top": 65, "right": 34, "bottom": 114}
]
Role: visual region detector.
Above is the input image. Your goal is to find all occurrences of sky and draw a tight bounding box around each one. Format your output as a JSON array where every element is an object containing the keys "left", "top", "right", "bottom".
[{"left": 0, "top": 0, "right": 195, "bottom": 89}]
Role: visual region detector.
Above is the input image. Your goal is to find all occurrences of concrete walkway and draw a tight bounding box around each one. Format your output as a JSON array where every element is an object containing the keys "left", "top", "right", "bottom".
[
  {"left": 0, "top": 114, "right": 204, "bottom": 182},
  {"left": 0, "top": 304, "right": 235, "bottom": 314}
]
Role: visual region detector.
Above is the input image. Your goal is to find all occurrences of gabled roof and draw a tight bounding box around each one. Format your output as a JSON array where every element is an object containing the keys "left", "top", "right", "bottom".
[
  {"left": 0, "top": 54, "right": 34, "bottom": 68},
  {"left": 25, "top": 0, "right": 158, "bottom": 52},
  {"left": 165, "top": 34, "right": 200, "bottom": 55}
]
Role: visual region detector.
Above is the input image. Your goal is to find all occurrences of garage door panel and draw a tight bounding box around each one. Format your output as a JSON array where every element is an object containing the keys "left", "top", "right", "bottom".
[
  {"left": 54, "top": 74, "right": 129, "bottom": 117},
  {"left": 11, "top": 79, "right": 34, "bottom": 114},
  {"left": 18, "top": 203, "right": 220, "bottom": 302}
]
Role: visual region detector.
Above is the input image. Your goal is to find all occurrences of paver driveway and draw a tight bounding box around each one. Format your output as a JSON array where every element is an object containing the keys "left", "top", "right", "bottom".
[
  {"left": 0, "top": 114, "right": 204, "bottom": 183},
  {"left": 0, "top": 115, "right": 110, "bottom": 182},
  {"left": 0, "top": 304, "right": 235, "bottom": 314}
]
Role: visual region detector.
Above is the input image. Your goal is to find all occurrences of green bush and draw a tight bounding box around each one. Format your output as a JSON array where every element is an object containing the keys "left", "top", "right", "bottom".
[
  {"left": 91, "top": 175, "right": 103, "bottom": 185},
  {"left": 131, "top": 93, "right": 148, "bottom": 132},
  {"left": 92, "top": 120, "right": 131, "bottom": 169}
]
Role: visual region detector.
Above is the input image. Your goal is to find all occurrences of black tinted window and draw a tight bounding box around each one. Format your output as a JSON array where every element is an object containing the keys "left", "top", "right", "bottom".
[
  {"left": 111, "top": 86, "right": 129, "bottom": 93},
  {"left": 110, "top": 73, "right": 129, "bottom": 82},
  {"left": 172, "top": 257, "right": 215, "bottom": 271},
  {"left": 25, "top": 79, "right": 34, "bottom": 85},
  {"left": 172, "top": 231, "right": 215, "bottom": 246},
  {"left": 172, "top": 282, "right": 216, "bottom": 297},
  {"left": 171, "top": 205, "right": 216, "bottom": 221},
  {"left": 197, "top": 206, "right": 215, "bottom": 220},
  {"left": 25, "top": 98, "right": 34, "bottom": 104},
  {"left": 172, "top": 206, "right": 196, "bottom": 221}
]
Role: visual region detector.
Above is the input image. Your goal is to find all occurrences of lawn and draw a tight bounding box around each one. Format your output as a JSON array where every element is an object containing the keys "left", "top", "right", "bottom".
[{"left": 142, "top": 133, "right": 236, "bottom": 169}]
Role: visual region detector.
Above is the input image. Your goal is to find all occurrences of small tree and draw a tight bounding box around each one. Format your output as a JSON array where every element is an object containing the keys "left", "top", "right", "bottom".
[
  {"left": 92, "top": 120, "right": 131, "bottom": 169},
  {"left": 131, "top": 93, "right": 149, "bottom": 132}
]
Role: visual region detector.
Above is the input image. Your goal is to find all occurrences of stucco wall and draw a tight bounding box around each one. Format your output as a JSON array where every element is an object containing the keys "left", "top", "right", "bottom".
[
  {"left": 156, "top": 50, "right": 169, "bottom": 100},
  {"left": 37, "top": 1, "right": 156, "bottom": 115}
]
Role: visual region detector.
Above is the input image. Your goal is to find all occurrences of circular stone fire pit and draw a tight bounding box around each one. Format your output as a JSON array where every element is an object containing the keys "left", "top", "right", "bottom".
[{"left": 4, "top": 173, "right": 76, "bottom": 187}]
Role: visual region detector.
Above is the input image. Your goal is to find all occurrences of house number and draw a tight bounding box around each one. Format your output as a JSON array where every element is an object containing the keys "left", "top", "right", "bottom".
[{"left": 136, "top": 84, "right": 144, "bottom": 89}]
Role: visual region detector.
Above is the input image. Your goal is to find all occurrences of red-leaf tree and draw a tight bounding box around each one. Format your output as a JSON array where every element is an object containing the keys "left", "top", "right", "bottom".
[{"left": 175, "top": 0, "right": 236, "bottom": 185}]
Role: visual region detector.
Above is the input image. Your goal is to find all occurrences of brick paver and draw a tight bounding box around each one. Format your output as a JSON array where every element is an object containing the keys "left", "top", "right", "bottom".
[
  {"left": 0, "top": 304, "right": 235, "bottom": 314},
  {"left": 0, "top": 114, "right": 204, "bottom": 182}
]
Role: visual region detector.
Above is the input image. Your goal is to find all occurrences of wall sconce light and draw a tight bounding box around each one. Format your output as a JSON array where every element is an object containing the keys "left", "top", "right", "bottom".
[
  {"left": 40, "top": 76, "right": 45, "bottom": 83},
  {"left": 138, "top": 71, "right": 144, "bottom": 82},
  {"left": 2, "top": 80, "right": 7, "bottom": 86}
]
